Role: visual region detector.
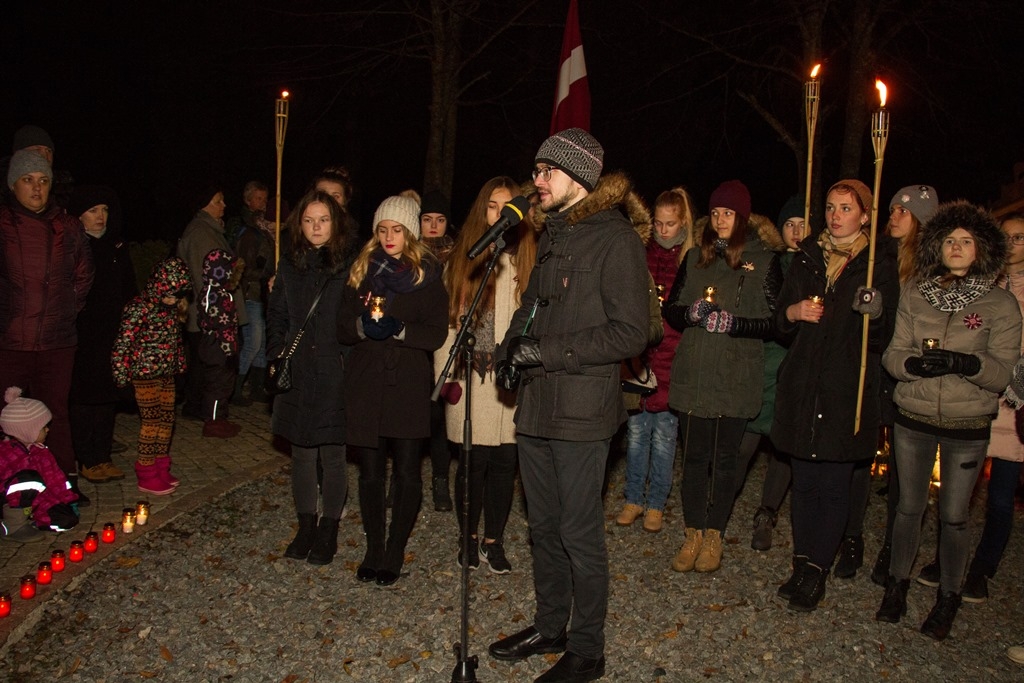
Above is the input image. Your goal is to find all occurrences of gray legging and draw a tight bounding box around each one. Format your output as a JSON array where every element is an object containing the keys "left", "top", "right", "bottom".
[{"left": 291, "top": 444, "right": 348, "bottom": 520}]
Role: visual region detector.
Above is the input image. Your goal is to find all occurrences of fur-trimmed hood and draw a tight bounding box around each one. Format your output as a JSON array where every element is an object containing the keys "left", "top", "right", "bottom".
[
  {"left": 916, "top": 200, "right": 1006, "bottom": 280},
  {"left": 536, "top": 170, "right": 652, "bottom": 245},
  {"left": 693, "top": 213, "right": 785, "bottom": 253}
]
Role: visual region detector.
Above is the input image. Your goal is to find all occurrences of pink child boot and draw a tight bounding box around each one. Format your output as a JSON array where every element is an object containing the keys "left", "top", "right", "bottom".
[
  {"left": 135, "top": 462, "right": 174, "bottom": 496},
  {"left": 154, "top": 457, "right": 180, "bottom": 487}
]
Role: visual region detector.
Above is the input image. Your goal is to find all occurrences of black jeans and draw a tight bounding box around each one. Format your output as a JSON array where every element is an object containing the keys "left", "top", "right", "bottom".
[
  {"left": 355, "top": 438, "right": 423, "bottom": 574},
  {"left": 790, "top": 457, "right": 856, "bottom": 568},
  {"left": 679, "top": 415, "right": 745, "bottom": 532},
  {"left": 455, "top": 443, "right": 517, "bottom": 542},
  {"left": 69, "top": 401, "right": 117, "bottom": 469}
]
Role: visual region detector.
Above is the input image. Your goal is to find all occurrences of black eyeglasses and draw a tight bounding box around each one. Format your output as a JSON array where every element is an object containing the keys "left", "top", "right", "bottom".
[{"left": 531, "top": 166, "right": 557, "bottom": 182}]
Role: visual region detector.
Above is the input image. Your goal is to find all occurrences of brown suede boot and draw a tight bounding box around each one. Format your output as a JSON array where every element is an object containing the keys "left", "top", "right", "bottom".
[
  {"left": 672, "top": 528, "right": 703, "bottom": 572},
  {"left": 695, "top": 528, "right": 723, "bottom": 572},
  {"left": 642, "top": 509, "right": 663, "bottom": 533},
  {"left": 615, "top": 503, "right": 644, "bottom": 526}
]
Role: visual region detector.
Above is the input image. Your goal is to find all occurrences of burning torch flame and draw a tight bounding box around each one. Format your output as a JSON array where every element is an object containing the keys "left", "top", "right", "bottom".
[
  {"left": 875, "top": 80, "right": 887, "bottom": 108},
  {"left": 280, "top": 90, "right": 290, "bottom": 99},
  {"left": 810, "top": 64, "right": 821, "bottom": 79}
]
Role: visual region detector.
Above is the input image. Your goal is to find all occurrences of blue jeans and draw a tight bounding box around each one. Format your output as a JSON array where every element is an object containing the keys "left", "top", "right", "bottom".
[
  {"left": 239, "top": 300, "right": 266, "bottom": 375},
  {"left": 970, "top": 457, "right": 1022, "bottom": 578},
  {"left": 624, "top": 409, "right": 678, "bottom": 510},
  {"left": 890, "top": 424, "right": 988, "bottom": 592}
]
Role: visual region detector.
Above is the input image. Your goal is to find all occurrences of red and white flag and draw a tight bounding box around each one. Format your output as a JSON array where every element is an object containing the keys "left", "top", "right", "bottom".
[{"left": 550, "top": 0, "right": 591, "bottom": 134}]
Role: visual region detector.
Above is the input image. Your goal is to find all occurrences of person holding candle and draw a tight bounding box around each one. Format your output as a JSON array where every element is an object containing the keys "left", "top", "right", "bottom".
[
  {"left": 435, "top": 176, "right": 537, "bottom": 572},
  {"left": 876, "top": 202, "right": 1021, "bottom": 640},
  {"left": 662, "top": 180, "right": 782, "bottom": 574},
  {"left": 267, "top": 190, "right": 355, "bottom": 566},
  {"left": 616, "top": 187, "right": 694, "bottom": 534},
  {"left": 111, "top": 257, "right": 192, "bottom": 496},
  {"left": 338, "top": 193, "right": 447, "bottom": 586},
  {"left": 1, "top": 387, "right": 80, "bottom": 538},
  {"left": 67, "top": 185, "right": 137, "bottom": 485},
  {"left": 771, "top": 179, "right": 899, "bottom": 612}
]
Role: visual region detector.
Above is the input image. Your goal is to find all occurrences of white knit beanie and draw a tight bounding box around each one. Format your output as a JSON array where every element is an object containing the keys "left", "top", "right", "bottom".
[
  {"left": 372, "top": 195, "right": 422, "bottom": 239},
  {"left": 1, "top": 387, "right": 52, "bottom": 444}
]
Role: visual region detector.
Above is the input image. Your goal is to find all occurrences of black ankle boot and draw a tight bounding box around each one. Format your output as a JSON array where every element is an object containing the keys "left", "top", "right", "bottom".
[
  {"left": 833, "top": 534, "right": 864, "bottom": 579},
  {"left": 875, "top": 576, "right": 910, "bottom": 623},
  {"left": 307, "top": 517, "right": 340, "bottom": 565},
  {"left": 870, "top": 542, "right": 892, "bottom": 587},
  {"left": 777, "top": 555, "right": 809, "bottom": 600},
  {"left": 921, "top": 589, "right": 961, "bottom": 640},
  {"left": 284, "top": 513, "right": 318, "bottom": 560},
  {"left": 432, "top": 476, "right": 452, "bottom": 512},
  {"left": 788, "top": 562, "right": 828, "bottom": 612}
]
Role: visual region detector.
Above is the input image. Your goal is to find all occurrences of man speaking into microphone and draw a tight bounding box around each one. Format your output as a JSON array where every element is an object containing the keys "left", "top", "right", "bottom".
[{"left": 488, "top": 128, "right": 648, "bottom": 683}]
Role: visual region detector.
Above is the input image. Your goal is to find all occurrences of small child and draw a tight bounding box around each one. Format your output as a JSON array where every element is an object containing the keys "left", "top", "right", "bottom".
[
  {"left": 0, "top": 387, "right": 80, "bottom": 540},
  {"left": 196, "top": 248, "right": 243, "bottom": 439},
  {"left": 112, "top": 257, "right": 192, "bottom": 495}
]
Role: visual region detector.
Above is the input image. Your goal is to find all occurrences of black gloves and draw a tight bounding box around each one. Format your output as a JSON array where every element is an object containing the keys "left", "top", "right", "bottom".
[
  {"left": 496, "top": 361, "right": 522, "bottom": 391},
  {"left": 507, "top": 335, "right": 542, "bottom": 368},
  {"left": 905, "top": 349, "right": 981, "bottom": 377},
  {"left": 361, "top": 311, "right": 404, "bottom": 341},
  {"left": 852, "top": 286, "right": 883, "bottom": 320}
]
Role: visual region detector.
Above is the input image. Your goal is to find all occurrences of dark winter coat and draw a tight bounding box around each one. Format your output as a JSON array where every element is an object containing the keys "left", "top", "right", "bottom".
[
  {"left": 664, "top": 223, "right": 782, "bottom": 419},
  {"left": 267, "top": 248, "right": 349, "bottom": 448},
  {"left": 499, "top": 171, "right": 649, "bottom": 442},
  {"left": 338, "top": 263, "right": 448, "bottom": 448},
  {"left": 0, "top": 200, "right": 94, "bottom": 350},
  {"left": 235, "top": 225, "right": 275, "bottom": 303},
  {"left": 71, "top": 231, "right": 137, "bottom": 403},
  {"left": 111, "top": 258, "right": 191, "bottom": 387},
  {"left": 176, "top": 210, "right": 246, "bottom": 332},
  {"left": 771, "top": 233, "right": 900, "bottom": 462}
]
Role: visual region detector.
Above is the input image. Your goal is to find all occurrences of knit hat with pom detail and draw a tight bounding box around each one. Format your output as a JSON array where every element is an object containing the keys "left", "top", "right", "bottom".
[{"left": 1, "top": 387, "right": 52, "bottom": 445}]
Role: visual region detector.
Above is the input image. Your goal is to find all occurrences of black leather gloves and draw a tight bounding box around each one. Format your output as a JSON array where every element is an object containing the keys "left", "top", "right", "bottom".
[{"left": 905, "top": 349, "right": 981, "bottom": 377}]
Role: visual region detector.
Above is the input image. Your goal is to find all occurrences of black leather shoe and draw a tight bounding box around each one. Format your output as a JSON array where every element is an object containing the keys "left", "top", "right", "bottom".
[
  {"left": 489, "top": 626, "right": 567, "bottom": 662},
  {"left": 534, "top": 651, "right": 606, "bottom": 682},
  {"left": 356, "top": 566, "right": 377, "bottom": 583},
  {"left": 375, "top": 569, "right": 400, "bottom": 586}
]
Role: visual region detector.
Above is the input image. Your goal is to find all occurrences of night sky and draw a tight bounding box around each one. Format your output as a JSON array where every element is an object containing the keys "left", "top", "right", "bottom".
[{"left": 4, "top": 1, "right": 1023, "bottom": 242}]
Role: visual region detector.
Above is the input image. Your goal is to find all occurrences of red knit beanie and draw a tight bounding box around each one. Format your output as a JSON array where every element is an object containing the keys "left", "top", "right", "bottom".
[{"left": 709, "top": 180, "right": 751, "bottom": 222}]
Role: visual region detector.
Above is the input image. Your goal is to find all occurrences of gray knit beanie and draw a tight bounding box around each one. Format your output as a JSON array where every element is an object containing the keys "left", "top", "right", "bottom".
[
  {"left": 373, "top": 195, "right": 422, "bottom": 239},
  {"left": 7, "top": 150, "right": 52, "bottom": 189},
  {"left": 535, "top": 128, "right": 604, "bottom": 191},
  {"left": 889, "top": 185, "right": 939, "bottom": 225}
]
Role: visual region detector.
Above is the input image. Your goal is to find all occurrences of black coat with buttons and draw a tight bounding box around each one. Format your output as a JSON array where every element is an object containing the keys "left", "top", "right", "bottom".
[{"left": 770, "top": 232, "right": 899, "bottom": 463}]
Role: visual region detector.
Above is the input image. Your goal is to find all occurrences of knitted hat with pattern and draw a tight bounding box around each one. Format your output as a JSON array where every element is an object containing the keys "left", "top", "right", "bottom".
[
  {"left": 373, "top": 195, "right": 422, "bottom": 239},
  {"left": 535, "top": 128, "right": 604, "bottom": 192},
  {"left": 1, "top": 387, "right": 52, "bottom": 445}
]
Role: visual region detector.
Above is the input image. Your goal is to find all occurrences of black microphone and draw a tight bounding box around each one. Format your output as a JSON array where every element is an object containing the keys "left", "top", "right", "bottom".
[{"left": 467, "top": 195, "right": 531, "bottom": 259}]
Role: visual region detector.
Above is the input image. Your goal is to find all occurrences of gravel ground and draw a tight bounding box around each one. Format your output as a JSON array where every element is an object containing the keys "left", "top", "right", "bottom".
[{"left": 2, "top": 449, "right": 1023, "bottom": 682}]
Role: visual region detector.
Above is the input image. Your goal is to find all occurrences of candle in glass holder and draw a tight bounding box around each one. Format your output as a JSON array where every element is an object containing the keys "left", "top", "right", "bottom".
[
  {"left": 69, "top": 541, "right": 85, "bottom": 562},
  {"left": 102, "top": 522, "right": 117, "bottom": 543},
  {"left": 135, "top": 501, "right": 150, "bottom": 526},
  {"left": 19, "top": 575, "right": 36, "bottom": 599},
  {"left": 84, "top": 532, "right": 99, "bottom": 553},
  {"left": 703, "top": 286, "right": 717, "bottom": 304},
  {"left": 922, "top": 338, "right": 941, "bottom": 351},
  {"left": 369, "top": 295, "right": 386, "bottom": 321},
  {"left": 0, "top": 593, "right": 10, "bottom": 617},
  {"left": 50, "top": 550, "right": 65, "bottom": 572},
  {"left": 36, "top": 561, "right": 53, "bottom": 585},
  {"left": 809, "top": 295, "right": 824, "bottom": 305},
  {"left": 122, "top": 508, "right": 136, "bottom": 534}
]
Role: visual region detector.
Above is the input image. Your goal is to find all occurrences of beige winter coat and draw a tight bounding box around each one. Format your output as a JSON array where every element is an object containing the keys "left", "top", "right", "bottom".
[{"left": 988, "top": 272, "right": 1024, "bottom": 462}]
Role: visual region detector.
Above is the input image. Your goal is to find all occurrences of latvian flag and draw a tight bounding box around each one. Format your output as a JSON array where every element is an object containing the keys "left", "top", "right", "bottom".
[{"left": 550, "top": 0, "right": 591, "bottom": 134}]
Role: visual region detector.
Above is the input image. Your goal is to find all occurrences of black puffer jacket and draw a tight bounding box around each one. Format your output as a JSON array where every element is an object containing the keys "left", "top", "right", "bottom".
[{"left": 267, "top": 248, "right": 348, "bottom": 447}]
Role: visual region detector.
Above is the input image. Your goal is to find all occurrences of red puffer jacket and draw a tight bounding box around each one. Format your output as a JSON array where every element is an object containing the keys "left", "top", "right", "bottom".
[
  {"left": 643, "top": 239, "right": 684, "bottom": 413},
  {"left": 0, "top": 201, "right": 94, "bottom": 350}
]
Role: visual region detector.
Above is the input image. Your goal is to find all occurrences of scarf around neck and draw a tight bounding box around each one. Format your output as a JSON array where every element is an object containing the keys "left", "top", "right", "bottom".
[
  {"left": 917, "top": 275, "right": 996, "bottom": 312},
  {"left": 817, "top": 230, "right": 869, "bottom": 289},
  {"left": 367, "top": 248, "right": 437, "bottom": 304}
]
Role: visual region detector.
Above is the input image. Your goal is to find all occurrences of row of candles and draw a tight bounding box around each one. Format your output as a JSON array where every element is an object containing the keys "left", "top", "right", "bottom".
[{"left": 0, "top": 501, "right": 150, "bottom": 617}]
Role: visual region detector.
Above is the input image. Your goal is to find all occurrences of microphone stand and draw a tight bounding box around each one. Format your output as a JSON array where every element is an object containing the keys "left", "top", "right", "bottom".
[{"left": 432, "top": 236, "right": 507, "bottom": 683}]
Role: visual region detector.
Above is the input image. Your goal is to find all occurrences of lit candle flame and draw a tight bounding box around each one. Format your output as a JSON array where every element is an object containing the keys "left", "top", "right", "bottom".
[
  {"left": 875, "top": 80, "right": 887, "bottom": 108},
  {"left": 280, "top": 90, "right": 289, "bottom": 100},
  {"left": 810, "top": 64, "right": 821, "bottom": 79}
]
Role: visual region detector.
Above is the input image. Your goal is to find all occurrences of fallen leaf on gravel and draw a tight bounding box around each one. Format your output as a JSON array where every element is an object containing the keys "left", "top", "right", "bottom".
[
  {"left": 661, "top": 630, "right": 678, "bottom": 639},
  {"left": 342, "top": 657, "right": 354, "bottom": 674},
  {"left": 160, "top": 645, "right": 173, "bottom": 661},
  {"left": 420, "top": 650, "right": 432, "bottom": 658},
  {"left": 343, "top": 560, "right": 360, "bottom": 572},
  {"left": 138, "top": 626, "right": 152, "bottom": 639},
  {"left": 139, "top": 672, "right": 157, "bottom": 678},
  {"left": 281, "top": 675, "right": 299, "bottom": 683},
  {"left": 708, "top": 603, "right": 725, "bottom": 612},
  {"left": 62, "top": 656, "right": 81, "bottom": 677},
  {"left": 116, "top": 556, "right": 141, "bottom": 568},
  {"left": 387, "top": 654, "right": 410, "bottom": 668},
  {"left": 380, "top": 627, "right": 396, "bottom": 638}
]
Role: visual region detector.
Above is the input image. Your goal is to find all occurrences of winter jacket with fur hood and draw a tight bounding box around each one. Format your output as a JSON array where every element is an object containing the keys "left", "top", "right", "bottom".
[
  {"left": 498, "top": 171, "right": 649, "bottom": 441},
  {"left": 111, "top": 258, "right": 191, "bottom": 387},
  {"left": 883, "top": 201, "right": 1022, "bottom": 427}
]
